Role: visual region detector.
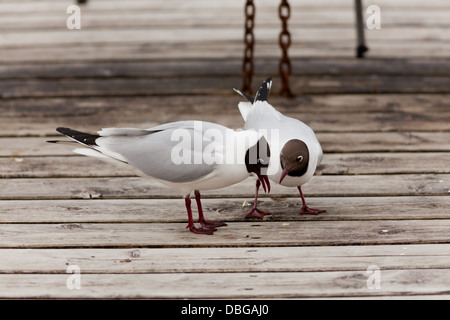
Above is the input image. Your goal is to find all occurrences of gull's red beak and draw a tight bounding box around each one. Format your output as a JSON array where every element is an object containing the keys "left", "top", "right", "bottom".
[
  {"left": 257, "top": 174, "right": 271, "bottom": 193},
  {"left": 279, "top": 168, "right": 290, "bottom": 184}
]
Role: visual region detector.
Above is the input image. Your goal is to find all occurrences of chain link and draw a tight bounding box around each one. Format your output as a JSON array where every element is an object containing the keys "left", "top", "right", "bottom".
[
  {"left": 278, "top": 0, "right": 293, "bottom": 97},
  {"left": 242, "top": 0, "right": 255, "bottom": 93}
]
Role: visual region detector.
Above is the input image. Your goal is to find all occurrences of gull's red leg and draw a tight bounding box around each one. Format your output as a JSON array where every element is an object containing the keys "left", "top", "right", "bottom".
[
  {"left": 298, "top": 186, "right": 326, "bottom": 215},
  {"left": 195, "top": 190, "right": 227, "bottom": 229},
  {"left": 185, "top": 193, "right": 214, "bottom": 235},
  {"left": 245, "top": 180, "right": 271, "bottom": 219}
]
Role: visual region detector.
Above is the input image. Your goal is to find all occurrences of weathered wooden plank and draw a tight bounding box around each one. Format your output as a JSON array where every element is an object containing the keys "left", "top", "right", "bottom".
[
  {"left": 0, "top": 219, "right": 450, "bottom": 248},
  {"left": 3, "top": 41, "right": 450, "bottom": 63},
  {"left": 1, "top": 244, "right": 449, "bottom": 274},
  {"left": 2, "top": 76, "right": 450, "bottom": 99},
  {"left": 0, "top": 138, "right": 73, "bottom": 156},
  {"left": 0, "top": 269, "right": 450, "bottom": 298},
  {"left": 0, "top": 196, "right": 449, "bottom": 224},
  {"left": 0, "top": 156, "right": 134, "bottom": 178},
  {"left": 322, "top": 153, "right": 450, "bottom": 175},
  {"left": 2, "top": 152, "right": 449, "bottom": 178},
  {"left": 0, "top": 77, "right": 223, "bottom": 98},
  {"left": 2, "top": 94, "right": 449, "bottom": 117},
  {"left": 2, "top": 132, "right": 449, "bottom": 157},
  {"left": 2, "top": 59, "right": 450, "bottom": 79},
  {"left": 318, "top": 132, "right": 450, "bottom": 153},
  {"left": 0, "top": 174, "right": 448, "bottom": 200},
  {"left": 1, "top": 269, "right": 450, "bottom": 298}
]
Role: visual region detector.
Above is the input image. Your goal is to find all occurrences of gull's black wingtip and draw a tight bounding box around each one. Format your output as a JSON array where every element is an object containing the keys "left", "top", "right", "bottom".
[
  {"left": 233, "top": 77, "right": 272, "bottom": 103},
  {"left": 56, "top": 127, "right": 71, "bottom": 135},
  {"left": 47, "top": 128, "right": 71, "bottom": 144},
  {"left": 254, "top": 77, "right": 272, "bottom": 103},
  {"left": 55, "top": 127, "right": 100, "bottom": 146}
]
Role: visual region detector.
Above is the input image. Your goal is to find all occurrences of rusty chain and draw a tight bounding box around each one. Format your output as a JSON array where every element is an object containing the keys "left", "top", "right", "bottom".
[
  {"left": 242, "top": 0, "right": 293, "bottom": 96},
  {"left": 278, "top": 0, "right": 293, "bottom": 97},
  {"left": 242, "top": 0, "right": 255, "bottom": 93}
]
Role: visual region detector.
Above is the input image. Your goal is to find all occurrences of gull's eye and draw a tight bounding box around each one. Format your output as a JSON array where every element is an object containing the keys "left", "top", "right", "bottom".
[{"left": 296, "top": 155, "right": 304, "bottom": 162}]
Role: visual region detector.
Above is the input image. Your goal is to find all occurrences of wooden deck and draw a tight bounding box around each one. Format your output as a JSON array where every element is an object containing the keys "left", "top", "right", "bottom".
[{"left": 1, "top": 0, "right": 450, "bottom": 299}]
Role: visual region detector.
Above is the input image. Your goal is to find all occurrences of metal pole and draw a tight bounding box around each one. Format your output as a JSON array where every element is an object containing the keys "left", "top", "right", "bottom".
[{"left": 355, "top": 0, "right": 368, "bottom": 58}]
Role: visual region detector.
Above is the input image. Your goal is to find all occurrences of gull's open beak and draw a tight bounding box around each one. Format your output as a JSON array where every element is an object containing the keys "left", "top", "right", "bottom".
[
  {"left": 257, "top": 174, "right": 271, "bottom": 193},
  {"left": 279, "top": 168, "right": 290, "bottom": 184}
]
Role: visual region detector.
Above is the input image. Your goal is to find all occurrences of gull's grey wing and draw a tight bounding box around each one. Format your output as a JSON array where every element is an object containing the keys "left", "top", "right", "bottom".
[
  {"left": 96, "top": 121, "right": 229, "bottom": 183},
  {"left": 98, "top": 121, "right": 199, "bottom": 137}
]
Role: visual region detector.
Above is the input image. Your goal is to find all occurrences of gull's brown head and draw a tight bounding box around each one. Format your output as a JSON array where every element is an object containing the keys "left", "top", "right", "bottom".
[{"left": 279, "top": 139, "right": 309, "bottom": 183}]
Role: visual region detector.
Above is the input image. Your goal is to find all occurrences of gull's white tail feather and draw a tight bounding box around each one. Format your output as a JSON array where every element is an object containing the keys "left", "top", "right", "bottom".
[
  {"left": 73, "top": 148, "right": 145, "bottom": 177},
  {"left": 73, "top": 147, "right": 110, "bottom": 159},
  {"left": 238, "top": 102, "right": 252, "bottom": 121}
]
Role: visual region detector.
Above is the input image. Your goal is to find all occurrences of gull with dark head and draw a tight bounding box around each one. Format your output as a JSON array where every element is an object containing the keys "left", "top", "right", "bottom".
[
  {"left": 49, "top": 121, "right": 270, "bottom": 234},
  {"left": 234, "top": 77, "right": 326, "bottom": 217}
]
